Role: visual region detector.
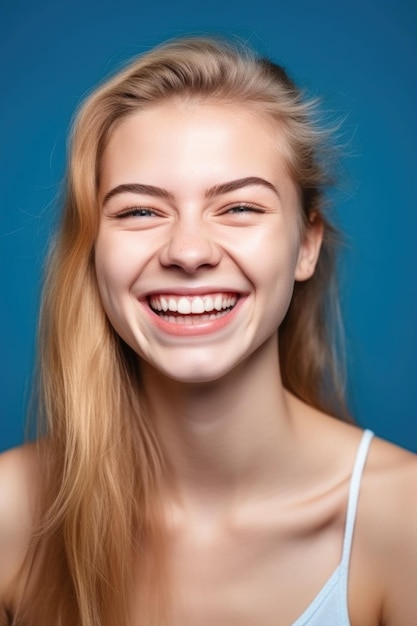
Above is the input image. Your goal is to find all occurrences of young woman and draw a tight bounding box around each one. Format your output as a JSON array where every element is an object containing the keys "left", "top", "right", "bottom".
[{"left": 0, "top": 36, "right": 416, "bottom": 626}]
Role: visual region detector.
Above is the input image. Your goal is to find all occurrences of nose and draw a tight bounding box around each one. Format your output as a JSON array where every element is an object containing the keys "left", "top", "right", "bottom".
[{"left": 159, "top": 218, "right": 221, "bottom": 274}]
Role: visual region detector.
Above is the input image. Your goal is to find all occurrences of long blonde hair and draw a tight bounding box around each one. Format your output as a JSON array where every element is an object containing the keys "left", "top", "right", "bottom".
[{"left": 21, "top": 36, "right": 347, "bottom": 625}]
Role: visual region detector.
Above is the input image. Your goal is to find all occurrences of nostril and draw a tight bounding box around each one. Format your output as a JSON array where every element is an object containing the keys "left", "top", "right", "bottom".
[{"left": 159, "top": 235, "right": 221, "bottom": 272}]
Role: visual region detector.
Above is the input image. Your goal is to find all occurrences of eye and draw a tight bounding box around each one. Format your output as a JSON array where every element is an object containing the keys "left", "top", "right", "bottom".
[
  {"left": 117, "top": 207, "right": 157, "bottom": 218},
  {"left": 225, "top": 203, "right": 265, "bottom": 215}
]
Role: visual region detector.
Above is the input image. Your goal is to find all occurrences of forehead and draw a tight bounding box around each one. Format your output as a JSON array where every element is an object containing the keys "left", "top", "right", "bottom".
[{"left": 99, "top": 101, "right": 295, "bottom": 195}]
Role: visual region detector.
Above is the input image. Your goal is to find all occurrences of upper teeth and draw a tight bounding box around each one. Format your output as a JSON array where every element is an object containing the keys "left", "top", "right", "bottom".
[{"left": 149, "top": 294, "right": 238, "bottom": 315}]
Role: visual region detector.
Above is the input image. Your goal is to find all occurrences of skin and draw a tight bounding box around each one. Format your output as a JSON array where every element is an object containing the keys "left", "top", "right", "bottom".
[
  {"left": 1, "top": 102, "right": 417, "bottom": 625},
  {"left": 95, "top": 103, "right": 319, "bottom": 385}
]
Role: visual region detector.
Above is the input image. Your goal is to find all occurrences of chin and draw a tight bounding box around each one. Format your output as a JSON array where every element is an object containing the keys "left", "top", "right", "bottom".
[
  {"left": 150, "top": 357, "right": 240, "bottom": 386},
  {"left": 164, "top": 368, "right": 231, "bottom": 386}
]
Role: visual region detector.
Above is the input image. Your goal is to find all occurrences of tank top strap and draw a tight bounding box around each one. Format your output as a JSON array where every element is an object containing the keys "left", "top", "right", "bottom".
[{"left": 341, "top": 429, "right": 374, "bottom": 567}]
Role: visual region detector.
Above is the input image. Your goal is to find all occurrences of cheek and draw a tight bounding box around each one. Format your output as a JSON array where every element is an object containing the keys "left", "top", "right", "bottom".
[
  {"left": 95, "top": 229, "right": 142, "bottom": 283},
  {"left": 94, "top": 234, "right": 133, "bottom": 315},
  {"left": 254, "top": 239, "right": 301, "bottom": 319},
  {"left": 94, "top": 243, "right": 140, "bottom": 348},
  {"left": 250, "top": 230, "right": 301, "bottom": 286}
]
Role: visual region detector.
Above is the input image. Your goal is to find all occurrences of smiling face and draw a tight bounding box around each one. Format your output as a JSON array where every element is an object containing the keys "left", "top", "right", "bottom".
[{"left": 95, "top": 102, "right": 322, "bottom": 383}]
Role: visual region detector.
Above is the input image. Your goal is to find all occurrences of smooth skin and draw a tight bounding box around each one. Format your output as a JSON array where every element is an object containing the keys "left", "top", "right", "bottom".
[{"left": 1, "top": 102, "right": 417, "bottom": 625}]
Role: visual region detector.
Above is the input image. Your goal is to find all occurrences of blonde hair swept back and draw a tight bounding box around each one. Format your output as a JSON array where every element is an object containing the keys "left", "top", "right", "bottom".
[{"left": 22, "top": 36, "right": 347, "bottom": 626}]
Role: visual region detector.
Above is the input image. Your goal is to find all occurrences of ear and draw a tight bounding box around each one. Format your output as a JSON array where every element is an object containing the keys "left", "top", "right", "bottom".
[{"left": 294, "top": 221, "right": 324, "bottom": 281}]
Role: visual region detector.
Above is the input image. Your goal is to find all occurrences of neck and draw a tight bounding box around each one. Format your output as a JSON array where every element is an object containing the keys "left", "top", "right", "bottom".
[{"left": 141, "top": 336, "right": 299, "bottom": 516}]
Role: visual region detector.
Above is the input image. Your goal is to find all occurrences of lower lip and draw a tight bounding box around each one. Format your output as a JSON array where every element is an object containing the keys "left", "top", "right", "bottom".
[{"left": 143, "top": 298, "right": 244, "bottom": 337}]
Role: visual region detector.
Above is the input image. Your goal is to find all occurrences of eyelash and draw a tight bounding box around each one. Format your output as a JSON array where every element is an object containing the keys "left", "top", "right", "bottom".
[
  {"left": 116, "top": 207, "right": 156, "bottom": 218},
  {"left": 224, "top": 203, "right": 265, "bottom": 214}
]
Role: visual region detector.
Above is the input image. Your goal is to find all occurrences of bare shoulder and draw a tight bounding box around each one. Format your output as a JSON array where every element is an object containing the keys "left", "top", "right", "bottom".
[
  {"left": 360, "top": 435, "right": 417, "bottom": 625},
  {"left": 364, "top": 434, "right": 417, "bottom": 519},
  {"left": 0, "top": 444, "right": 41, "bottom": 606},
  {"left": 296, "top": 401, "right": 417, "bottom": 625}
]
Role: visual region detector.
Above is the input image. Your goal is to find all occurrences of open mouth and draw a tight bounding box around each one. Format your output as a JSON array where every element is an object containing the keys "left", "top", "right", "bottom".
[{"left": 148, "top": 293, "right": 239, "bottom": 325}]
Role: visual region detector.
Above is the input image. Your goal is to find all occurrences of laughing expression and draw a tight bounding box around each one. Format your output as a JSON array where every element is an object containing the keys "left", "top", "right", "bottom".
[{"left": 95, "top": 102, "right": 322, "bottom": 383}]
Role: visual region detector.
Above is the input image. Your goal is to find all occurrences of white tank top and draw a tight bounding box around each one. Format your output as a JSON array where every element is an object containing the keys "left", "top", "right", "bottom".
[{"left": 291, "top": 429, "right": 374, "bottom": 625}]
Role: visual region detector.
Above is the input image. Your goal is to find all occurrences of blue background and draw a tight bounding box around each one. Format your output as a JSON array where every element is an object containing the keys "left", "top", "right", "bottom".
[{"left": 1, "top": 0, "right": 416, "bottom": 452}]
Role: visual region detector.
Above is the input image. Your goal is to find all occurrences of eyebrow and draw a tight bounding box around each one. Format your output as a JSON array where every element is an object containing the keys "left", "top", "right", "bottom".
[
  {"left": 102, "top": 176, "right": 279, "bottom": 206},
  {"left": 103, "top": 183, "right": 174, "bottom": 205},
  {"left": 205, "top": 176, "right": 279, "bottom": 199}
]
